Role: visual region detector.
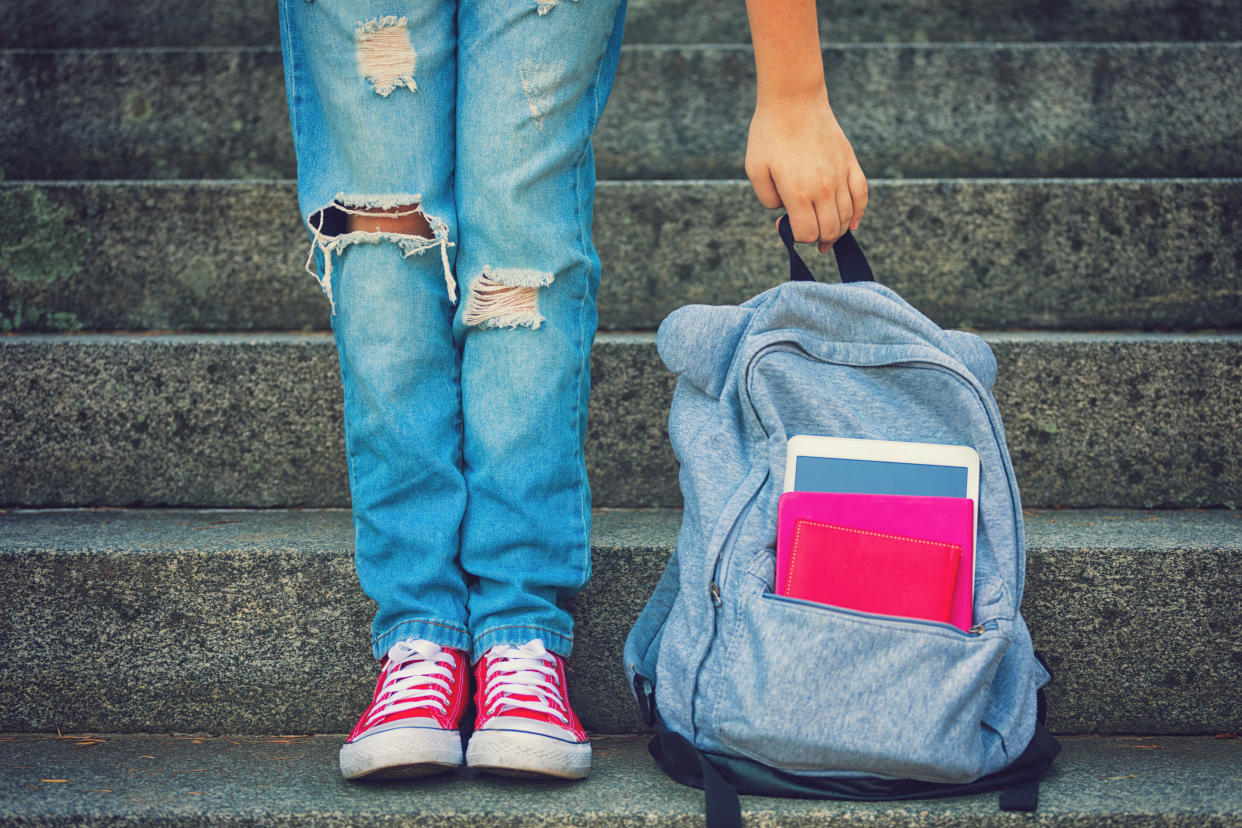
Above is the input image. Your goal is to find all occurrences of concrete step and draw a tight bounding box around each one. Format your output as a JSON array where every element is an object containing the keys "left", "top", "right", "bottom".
[
  {"left": 2, "top": 733, "right": 1241, "bottom": 826},
  {"left": 3, "top": 179, "right": 1240, "bottom": 334},
  {"left": 0, "top": 508, "right": 1238, "bottom": 735},
  {"left": 4, "top": 44, "right": 1240, "bottom": 181},
  {"left": 4, "top": 0, "right": 1240, "bottom": 47},
  {"left": 2, "top": 332, "right": 1239, "bottom": 510}
]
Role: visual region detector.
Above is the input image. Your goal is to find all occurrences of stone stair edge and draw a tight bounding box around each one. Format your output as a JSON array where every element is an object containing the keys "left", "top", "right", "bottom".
[
  {"left": 10, "top": 175, "right": 1242, "bottom": 184},
  {"left": 6, "top": 40, "right": 1239, "bottom": 51},
  {"left": 1, "top": 734, "right": 1241, "bottom": 826},
  {"left": 4, "top": 504, "right": 1240, "bottom": 551},
  {"left": 4, "top": 330, "right": 1241, "bottom": 342},
  {"left": 7, "top": 40, "right": 1242, "bottom": 53},
  {"left": 9, "top": 176, "right": 1242, "bottom": 191}
]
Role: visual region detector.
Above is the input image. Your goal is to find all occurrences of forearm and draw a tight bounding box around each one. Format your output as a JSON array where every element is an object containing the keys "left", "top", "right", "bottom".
[
  {"left": 742, "top": 0, "right": 867, "bottom": 246},
  {"left": 745, "top": 0, "right": 827, "bottom": 104}
]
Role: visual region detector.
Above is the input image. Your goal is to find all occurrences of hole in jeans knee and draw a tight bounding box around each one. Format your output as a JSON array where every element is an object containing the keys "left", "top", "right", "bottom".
[
  {"left": 463, "top": 267, "right": 554, "bottom": 330},
  {"left": 304, "top": 195, "right": 456, "bottom": 313},
  {"left": 309, "top": 201, "right": 431, "bottom": 240},
  {"left": 345, "top": 204, "right": 432, "bottom": 237}
]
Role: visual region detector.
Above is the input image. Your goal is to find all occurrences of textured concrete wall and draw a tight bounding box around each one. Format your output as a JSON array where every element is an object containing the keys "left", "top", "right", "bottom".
[
  {"left": 2, "top": 180, "right": 1238, "bottom": 333},
  {"left": 5, "top": 45, "right": 1240, "bottom": 180},
  {"left": 1, "top": 508, "right": 1238, "bottom": 735},
  {"left": 1, "top": 333, "right": 1239, "bottom": 509},
  {"left": 4, "top": 0, "right": 1239, "bottom": 47}
]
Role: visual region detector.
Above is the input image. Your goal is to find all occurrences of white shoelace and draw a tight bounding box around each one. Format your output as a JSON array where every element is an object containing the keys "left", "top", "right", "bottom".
[
  {"left": 360, "top": 639, "right": 456, "bottom": 731},
  {"left": 482, "top": 639, "right": 569, "bottom": 724}
]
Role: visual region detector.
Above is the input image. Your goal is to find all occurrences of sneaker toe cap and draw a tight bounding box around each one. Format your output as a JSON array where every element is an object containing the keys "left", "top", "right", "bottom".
[{"left": 476, "top": 715, "right": 586, "bottom": 744}]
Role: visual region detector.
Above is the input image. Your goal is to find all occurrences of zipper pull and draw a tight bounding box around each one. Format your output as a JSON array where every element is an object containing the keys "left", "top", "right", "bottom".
[
  {"left": 709, "top": 581, "right": 723, "bottom": 608},
  {"left": 968, "top": 623, "right": 987, "bottom": 635}
]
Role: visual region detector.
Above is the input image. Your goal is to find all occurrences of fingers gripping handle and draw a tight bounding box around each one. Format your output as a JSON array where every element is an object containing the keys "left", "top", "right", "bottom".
[{"left": 777, "top": 214, "right": 874, "bottom": 284}]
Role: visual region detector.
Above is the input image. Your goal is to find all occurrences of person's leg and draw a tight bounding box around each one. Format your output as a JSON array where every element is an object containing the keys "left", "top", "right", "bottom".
[
  {"left": 278, "top": 0, "right": 469, "bottom": 779},
  {"left": 281, "top": 0, "right": 465, "bottom": 664},
  {"left": 453, "top": 0, "right": 627, "bottom": 778},
  {"left": 455, "top": 0, "right": 628, "bottom": 670}
]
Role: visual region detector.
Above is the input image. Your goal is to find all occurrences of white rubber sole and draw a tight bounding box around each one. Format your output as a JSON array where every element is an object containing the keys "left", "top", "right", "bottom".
[
  {"left": 466, "top": 728, "right": 591, "bottom": 780},
  {"left": 339, "top": 725, "right": 463, "bottom": 781}
]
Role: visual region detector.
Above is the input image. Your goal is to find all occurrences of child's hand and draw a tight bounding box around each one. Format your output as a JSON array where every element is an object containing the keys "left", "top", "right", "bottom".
[
  {"left": 745, "top": 93, "right": 868, "bottom": 253},
  {"left": 742, "top": 0, "right": 867, "bottom": 252}
]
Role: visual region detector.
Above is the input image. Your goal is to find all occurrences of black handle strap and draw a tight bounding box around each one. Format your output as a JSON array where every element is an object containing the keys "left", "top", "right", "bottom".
[{"left": 777, "top": 214, "right": 874, "bottom": 284}]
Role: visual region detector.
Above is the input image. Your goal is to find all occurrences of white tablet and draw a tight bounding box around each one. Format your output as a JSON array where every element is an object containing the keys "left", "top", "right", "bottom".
[{"left": 783, "top": 435, "right": 980, "bottom": 502}]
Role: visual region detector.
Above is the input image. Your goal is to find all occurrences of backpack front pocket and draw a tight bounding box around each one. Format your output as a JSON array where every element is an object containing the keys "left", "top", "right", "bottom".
[{"left": 710, "top": 583, "right": 1010, "bottom": 783}]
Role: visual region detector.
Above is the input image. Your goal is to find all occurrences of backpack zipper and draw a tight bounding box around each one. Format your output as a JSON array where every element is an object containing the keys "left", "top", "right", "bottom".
[
  {"left": 766, "top": 592, "right": 996, "bottom": 637},
  {"left": 707, "top": 472, "right": 768, "bottom": 615},
  {"left": 689, "top": 468, "right": 769, "bottom": 729}
]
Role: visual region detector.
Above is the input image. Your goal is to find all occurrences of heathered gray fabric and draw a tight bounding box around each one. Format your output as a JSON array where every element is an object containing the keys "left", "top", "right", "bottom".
[{"left": 626, "top": 271, "right": 1048, "bottom": 784}]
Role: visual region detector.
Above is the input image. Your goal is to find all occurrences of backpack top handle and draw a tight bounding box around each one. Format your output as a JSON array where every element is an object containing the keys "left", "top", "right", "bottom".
[{"left": 777, "top": 214, "right": 875, "bottom": 285}]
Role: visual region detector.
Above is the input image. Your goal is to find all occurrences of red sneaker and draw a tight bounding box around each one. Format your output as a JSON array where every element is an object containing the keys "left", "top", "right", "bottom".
[
  {"left": 466, "top": 639, "right": 590, "bottom": 779},
  {"left": 339, "top": 639, "right": 468, "bottom": 780}
]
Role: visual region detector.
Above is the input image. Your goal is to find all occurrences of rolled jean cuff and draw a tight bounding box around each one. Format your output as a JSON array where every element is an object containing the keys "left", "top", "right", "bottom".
[
  {"left": 372, "top": 618, "right": 471, "bottom": 660},
  {"left": 472, "top": 624, "right": 573, "bottom": 663}
]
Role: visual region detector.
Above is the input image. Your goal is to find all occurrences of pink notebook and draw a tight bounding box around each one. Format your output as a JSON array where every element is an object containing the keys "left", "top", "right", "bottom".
[{"left": 776, "top": 492, "right": 976, "bottom": 630}]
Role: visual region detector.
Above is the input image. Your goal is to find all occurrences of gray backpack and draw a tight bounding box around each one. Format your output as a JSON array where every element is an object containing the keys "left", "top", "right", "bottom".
[{"left": 623, "top": 218, "right": 1059, "bottom": 826}]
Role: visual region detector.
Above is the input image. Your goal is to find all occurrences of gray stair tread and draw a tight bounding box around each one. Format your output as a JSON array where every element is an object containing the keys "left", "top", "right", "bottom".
[
  {"left": 4, "top": 0, "right": 1239, "bottom": 47},
  {"left": 4, "top": 45, "right": 1240, "bottom": 181},
  {"left": 1, "top": 507, "right": 1239, "bottom": 734},
  {"left": 1, "top": 733, "right": 1240, "bottom": 826},
  {"left": 2, "top": 332, "right": 1240, "bottom": 510},
  {"left": 3, "top": 505, "right": 1235, "bottom": 557},
  {"left": 4, "top": 179, "right": 1241, "bottom": 334}
]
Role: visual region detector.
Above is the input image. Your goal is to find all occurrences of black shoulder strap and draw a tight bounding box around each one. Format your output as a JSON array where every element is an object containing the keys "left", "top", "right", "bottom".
[
  {"left": 998, "top": 652, "right": 1058, "bottom": 811},
  {"left": 648, "top": 725, "right": 742, "bottom": 828},
  {"left": 999, "top": 776, "right": 1040, "bottom": 811}
]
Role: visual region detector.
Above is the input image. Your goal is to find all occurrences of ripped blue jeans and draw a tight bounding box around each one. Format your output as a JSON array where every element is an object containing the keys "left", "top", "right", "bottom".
[{"left": 278, "top": 0, "right": 627, "bottom": 662}]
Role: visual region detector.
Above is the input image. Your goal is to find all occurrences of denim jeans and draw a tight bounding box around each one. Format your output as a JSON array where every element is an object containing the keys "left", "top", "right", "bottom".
[{"left": 278, "top": 0, "right": 627, "bottom": 662}]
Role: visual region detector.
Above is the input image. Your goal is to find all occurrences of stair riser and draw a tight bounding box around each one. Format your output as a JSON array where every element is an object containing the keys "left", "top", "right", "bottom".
[
  {"left": 4, "top": 0, "right": 1239, "bottom": 47},
  {"left": 1, "top": 509, "right": 1238, "bottom": 734},
  {"left": 4, "top": 180, "right": 1240, "bottom": 334},
  {"left": 1, "top": 334, "right": 1239, "bottom": 509},
  {"left": 4, "top": 45, "right": 1239, "bottom": 180}
]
